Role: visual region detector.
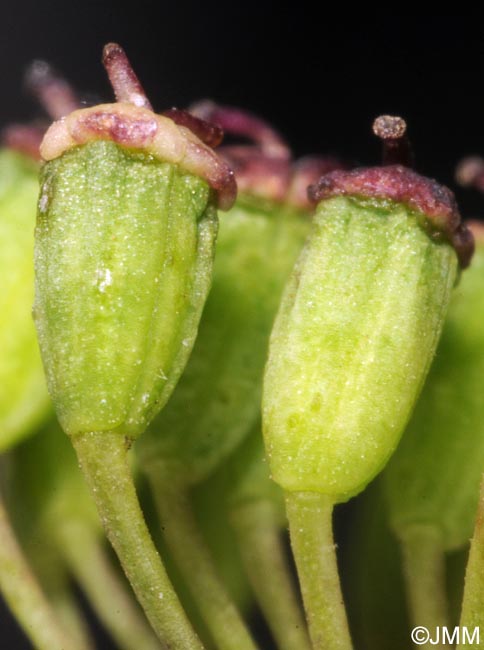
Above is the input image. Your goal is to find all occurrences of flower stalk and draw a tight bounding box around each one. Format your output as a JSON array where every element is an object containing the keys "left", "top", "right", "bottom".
[{"left": 0, "top": 494, "right": 81, "bottom": 650}]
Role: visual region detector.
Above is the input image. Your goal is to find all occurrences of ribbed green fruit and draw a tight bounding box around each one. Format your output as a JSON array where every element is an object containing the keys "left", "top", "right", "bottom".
[
  {"left": 139, "top": 195, "right": 309, "bottom": 484},
  {"left": 34, "top": 140, "right": 217, "bottom": 439},
  {"left": 263, "top": 194, "right": 458, "bottom": 501},
  {"left": 0, "top": 149, "right": 50, "bottom": 451},
  {"left": 385, "top": 228, "right": 484, "bottom": 550}
]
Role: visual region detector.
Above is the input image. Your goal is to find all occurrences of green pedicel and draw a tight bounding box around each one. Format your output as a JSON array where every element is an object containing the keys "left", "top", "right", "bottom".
[
  {"left": 10, "top": 422, "right": 161, "bottom": 650},
  {"left": 226, "top": 424, "right": 311, "bottom": 650},
  {"left": 34, "top": 44, "right": 234, "bottom": 650},
  {"left": 263, "top": 120, "right": 471, "bottom": 650}
]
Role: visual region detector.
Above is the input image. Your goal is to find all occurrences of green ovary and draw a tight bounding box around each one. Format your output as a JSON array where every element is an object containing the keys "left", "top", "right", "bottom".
[
  {"left": 263, "top": 195, "right": 457, "bottom": 501},
  {"left": 385, "top": 242, "right": 484, "bottom": 551},
  {"left": 34, "top": 140, "right": 217, "bottom": 438},
  {"left": 139, "top": 198, "right": 309, "bottom": 483}
]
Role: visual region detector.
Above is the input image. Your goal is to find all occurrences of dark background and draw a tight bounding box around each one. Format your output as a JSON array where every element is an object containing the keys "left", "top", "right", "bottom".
[
  {"left": 1, "top": 6, "right": 481, "bottom": 648},
  {"left": 2, "top": 9, "right": 484, "bottom": 216}
]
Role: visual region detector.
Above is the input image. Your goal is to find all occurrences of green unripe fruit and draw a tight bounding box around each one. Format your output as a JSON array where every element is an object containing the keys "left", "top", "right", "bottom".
[
  {"left": 34, "top": 47, "right": 235, "bottom": 442},
  {"left": 385, "top": 223, "right": 484, "bottom": 551},
  {"left": 35, "top": 139, "right": 218, "bottom": 438},
  {"left": 138, "top": 103, "right": 339, "bottom": 488},
  {"left": 0, "top": 149, "right": 49, "bottom": 450},
  {"left": 263, "top": 166, "right": 470, "bottom": 502},
  {"left": 139, "top": 195, "right": 309, "bottom": 483}
]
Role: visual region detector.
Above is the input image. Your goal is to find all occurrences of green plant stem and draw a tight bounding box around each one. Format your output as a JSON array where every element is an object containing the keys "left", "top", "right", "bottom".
[
  {"left": 48, "top": 584, "right": 94, "bottom": 650},
  {"left": 56, "top": 519, "right": 161, "bottom": 650},
  {"left": 230, "top": 499, "right": 311, "bottom": 650},
  {"left": 285, "top": 491, "right": 353, "bottom": 650},
  {"left": 149, "top": 473, "right": 258, "bottom": 650},
  {"left": 0, "top": 493, "right": 80, "bottom": 650},
  {"left": 72, "top": 431, "right": 204, "bottom": 650},
  {"left": 401, "top": 524, "right": 448, "bottom": 648},
  {"left": 33, "top": 554, "right": 93, "bottom": 650},
  {"left": 457, "top": 476, "right": 484, "bottom": 649}
]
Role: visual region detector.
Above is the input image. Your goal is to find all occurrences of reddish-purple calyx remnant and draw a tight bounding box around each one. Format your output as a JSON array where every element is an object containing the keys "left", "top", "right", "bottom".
[
  {"left": 192, "top": 100, "right": 290, "bottom": 160},
  {"left": 40, "top": 44, "right": 236, "bottom": 210},
  {"left": 25, "top": 60, "right": 80, "bottom": 121},
  {"left": 162, "top": 108, "right": 224, "bottom": 148},
  {"left": 3, "top": 125, "right": 44, "bottom": 160},
  {"left": 3, "top": 62, "right": 81, "bottom": 160},
  {"left": 308, "top": 115, "right": 474, "bottom": 269},
  {"left": 190, "top": 101, "right": 345, "bottom": 208},
  {"left": 309, "top": 166, "right": 473, "bottom": 269},
  {"left": 287, "top": 156, "right": 347, "bottom": 209}
]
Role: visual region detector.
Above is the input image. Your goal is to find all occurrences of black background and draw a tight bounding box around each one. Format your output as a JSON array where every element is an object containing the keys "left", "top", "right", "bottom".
[
  {"left": 2, "top": 9, "right": 484, "bottom": 218},
  {"left": 1, "top": 7, "right": 482, "bottom": 648}
]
